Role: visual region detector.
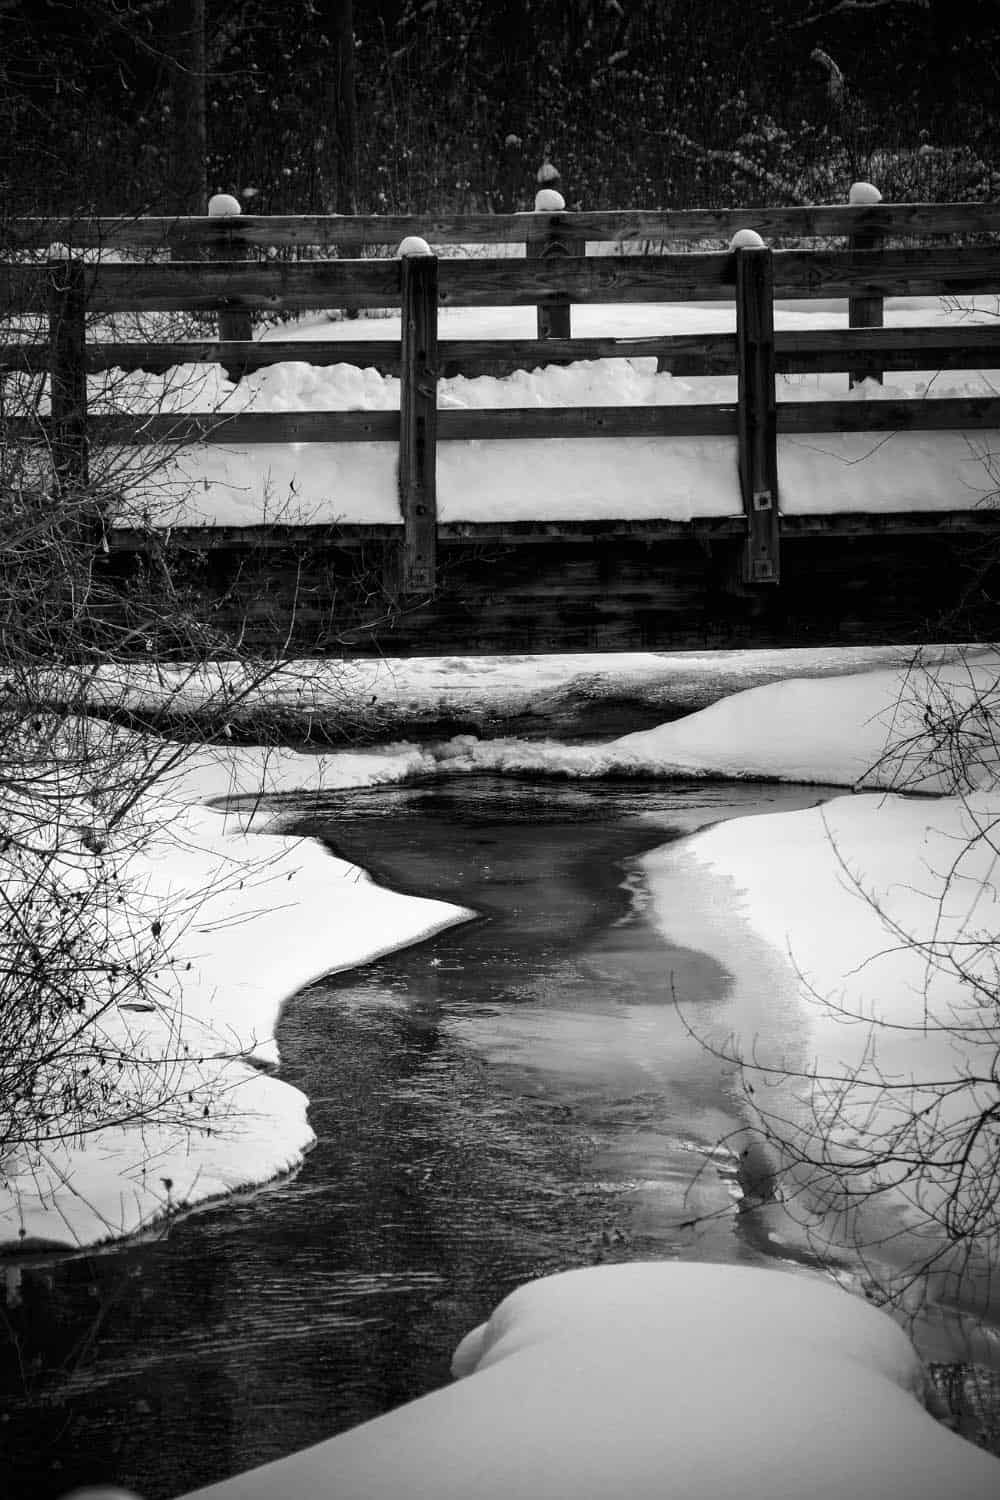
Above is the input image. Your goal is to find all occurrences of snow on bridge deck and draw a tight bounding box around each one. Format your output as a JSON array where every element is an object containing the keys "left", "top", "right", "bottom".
[{"left": 108, "top": 299, "right": 1000, "bottom": 531}]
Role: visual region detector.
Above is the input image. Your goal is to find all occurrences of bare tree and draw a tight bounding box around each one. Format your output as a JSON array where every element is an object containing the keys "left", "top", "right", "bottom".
[{"left": 0, "top": 225, "right": 354, "bottom": 1222}]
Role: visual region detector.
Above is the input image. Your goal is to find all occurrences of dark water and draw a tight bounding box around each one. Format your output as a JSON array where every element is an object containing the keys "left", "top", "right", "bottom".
[{"left": 0, "top": 776, "right": 846, "bottom": 1500}]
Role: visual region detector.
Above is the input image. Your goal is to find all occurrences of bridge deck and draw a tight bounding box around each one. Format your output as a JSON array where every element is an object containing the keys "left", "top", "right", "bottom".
[
  {"left": 106, "top": 511, "right": 1000, "bottom": 656},
  {"left": 9, "top": 203, "right": 1000, "bottom": 656}
]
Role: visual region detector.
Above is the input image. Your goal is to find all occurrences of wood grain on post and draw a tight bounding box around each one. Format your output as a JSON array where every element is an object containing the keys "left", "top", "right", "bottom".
[
  {"left": 735, "top": 241, "right": 779, "bottom": 585},
  {"left": 47, "top": 252, "right": 89, "bottom": 494},
  {"left": 847, "top": 183, "right": 884, "bottom": 386},
  {"left": 398, "top": 246, "right": 438, "bottom": 594},
  {"left": 208, "top": 195, "right": 253, "bottom": 379},
  {"left": 526, "top": 167, "right": 575, "bottom": 342}
]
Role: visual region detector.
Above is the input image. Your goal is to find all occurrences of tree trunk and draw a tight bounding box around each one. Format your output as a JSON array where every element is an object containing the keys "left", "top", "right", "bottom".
[
  {"left": 317, "top": 0, "right": 357, "bottom": 213},
  {"left": 168, "top": 0, "right": 207, "bottom": 216}
]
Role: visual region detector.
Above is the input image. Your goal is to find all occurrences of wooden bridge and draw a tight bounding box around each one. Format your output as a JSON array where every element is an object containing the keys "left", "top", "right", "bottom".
[{"left": 4, "top": 200, "right": 1000, "bottom": 656}]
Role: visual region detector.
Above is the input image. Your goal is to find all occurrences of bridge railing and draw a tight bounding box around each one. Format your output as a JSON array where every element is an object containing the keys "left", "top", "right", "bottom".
[{"left": 2, "top": 200, "right": 1000, "bottom": 590}]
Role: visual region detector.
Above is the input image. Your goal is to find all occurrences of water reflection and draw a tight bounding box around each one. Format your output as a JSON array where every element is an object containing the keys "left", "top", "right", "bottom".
[{"left": 0, "top": 776, "right": 835, "bottom": 1500}]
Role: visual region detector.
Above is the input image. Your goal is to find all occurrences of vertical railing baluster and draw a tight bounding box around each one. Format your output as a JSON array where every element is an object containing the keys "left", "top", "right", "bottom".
[
  {"left": 398, "top": 238, "right": 438, "bottom": 594},
  {"left": 526, "top": 162, "right": 575, "bottom": 343},
  {"left": 208, "top": 193, "right": 253, "bottom": 381},
  {"left": 734, "top": 233, "right": 780, "bottom": 585},
  {"left": 47, "top": 247, "right": 89, "bottom": 497},
  {"left": 847, "top": 181, "right": 885, "bottom": 388}
]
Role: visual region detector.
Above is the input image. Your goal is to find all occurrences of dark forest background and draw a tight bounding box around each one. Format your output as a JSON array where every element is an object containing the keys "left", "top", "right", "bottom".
[{"left": 3, "top": 0, "right": 999, "bottom": 217}]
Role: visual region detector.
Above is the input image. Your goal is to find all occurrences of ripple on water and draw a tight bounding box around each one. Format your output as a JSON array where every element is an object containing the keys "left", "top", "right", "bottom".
[{"left": 1, "top": 776, "right": 849, "bottom": 1500}]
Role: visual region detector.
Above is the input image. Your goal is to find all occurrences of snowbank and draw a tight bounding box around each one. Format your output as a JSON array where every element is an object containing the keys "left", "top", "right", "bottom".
[
  {"left": 183, "top": 1261, "right": 1000, "bottom": 1500},
  {"left": 643, "top": 785, "right": 1000, "bottom": 1319},
  {"left": 0, "top": 742, "right": 470, "bottom": 1251},
  {"left": 6, "top": 648, "right": 995, "bottom": 1251},
  {"left": 70, "top": 644, "right": 952, "bottom": 740},
  {"left": 416, "top": 650, "right": 999, "bottom": 789},
  {"left": 5, "top": 651, "right": 1000, "bottom": 1491}
]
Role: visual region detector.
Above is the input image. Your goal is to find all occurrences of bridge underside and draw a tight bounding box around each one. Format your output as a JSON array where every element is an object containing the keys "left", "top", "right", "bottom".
[{"left": 108, "top": 515, "right": 1000, "bottom": 657}]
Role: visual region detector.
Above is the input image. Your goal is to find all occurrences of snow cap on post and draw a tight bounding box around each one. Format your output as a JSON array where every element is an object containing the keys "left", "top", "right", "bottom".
[
  {"left": 730, "top": 229, "right": 766, "bottom": 250},
  {"left": 398, "top": 235, "right": 433, "bottom": 257},
  {"left": 208, "top": 193, "right": 242, "bottom": 216},
  {"left": 534, "top": 187, "right": 566, "bottom": 211},
  {"left": 848, "top": 181, "right": 882, "bottom": 205}
]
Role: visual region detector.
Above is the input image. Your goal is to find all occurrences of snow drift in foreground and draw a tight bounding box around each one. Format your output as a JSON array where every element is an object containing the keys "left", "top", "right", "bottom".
[{"left": 183, "top": 1261, "right": 1000, "bottom": 1500}]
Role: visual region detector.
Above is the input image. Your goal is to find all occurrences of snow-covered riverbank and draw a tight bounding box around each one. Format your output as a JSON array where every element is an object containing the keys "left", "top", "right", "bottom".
[
  {"left": 6, "top": 647, "right": 1000, "bottom": 1496},
  {"left": 5, "top": 649, "right": 997, "bottom": 1262},
  {"left": 182, "top": 1259, "right": 1000, "bottom": 1500}
]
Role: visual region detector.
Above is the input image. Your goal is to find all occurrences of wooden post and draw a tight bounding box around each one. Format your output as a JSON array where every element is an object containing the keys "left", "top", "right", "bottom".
[
  {"left": 208, "top": 193, "right": 253, "bottom": 380},
  {"left": 47, "top": 249, "right": 89, "bottom": 496},
  {"left": 526, "top": 163, "right": 574, "bottom": 341},
  {"left": 398, "top": 240, "right": 438, "bottom": 595},
  {"left": 734, "top": 238, "right": 779, "bottom": 585},
  {"left": 847, "top": 181, "right": 884, "bottom": 387}
]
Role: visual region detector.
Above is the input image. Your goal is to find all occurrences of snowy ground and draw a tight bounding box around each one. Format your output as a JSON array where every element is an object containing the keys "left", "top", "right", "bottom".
[
  {"left": 7, "top": 649, "right": 1000, "bottom": 1496},
  {"left": 74, "top": 642, "right": 979, "bottom": 740},
  {"left": 184, "top": 1261, "right": 1000, "bottom": 1500},
  {"left": 82, "top": 295, "right": 1000, "bottom": 526},
  {"left": 6, "top": 649, "right": 997, "bottom": 1257},
  {"left": 8, "top": 285, "right": 1000, "bottom": 1493}
]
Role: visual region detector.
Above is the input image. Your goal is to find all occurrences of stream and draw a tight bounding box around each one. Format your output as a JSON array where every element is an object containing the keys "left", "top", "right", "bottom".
[{"left": 0, "top": 774, "right": 984, "bottom": 1498}]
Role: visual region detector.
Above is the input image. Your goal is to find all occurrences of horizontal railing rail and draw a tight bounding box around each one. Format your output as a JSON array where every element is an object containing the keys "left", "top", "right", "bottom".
[
  {"left": 5, "top": 325, "right": 1000, "bottom": 379},
  {"left": 6, "top": 245, "right": 1000, "bottom": 312},
  {"left": 7, "top": 202, "right": 1000, "bottom": 250},
  {"left": 10, "top": 393, "right": 998, "bottom": 448}
]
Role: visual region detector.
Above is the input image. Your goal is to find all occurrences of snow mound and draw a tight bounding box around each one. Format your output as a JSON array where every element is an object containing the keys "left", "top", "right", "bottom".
[{"left": 184, "top": 1260, "right": 1000, "bottom": 1500}]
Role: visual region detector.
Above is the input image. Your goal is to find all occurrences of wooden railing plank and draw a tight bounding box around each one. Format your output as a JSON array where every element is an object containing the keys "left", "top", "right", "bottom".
[
  {"left": 437, "top": 407, "right": 739, "bottom": 439},
  {"left": 439, "top": 254, "right": 736, "bottom": 305},
  {"left": 75, "top": 411, "right": 402, "bottom": 443},
  {"left": 774, "top": 326, "right": 1000, "bottom": 372},
  {"left": 38, "top": 406, "right": 739, "bottom": 444},
  {"left": 6, "top": 326, "right": 998, "bottom": 379},
  {"left": 3, "top": 334, "right": 744, "bottom": 375},
  {"left": 770, "top": 247, "right": 1000, "bottom": 298},
  {"left": 777, "top": 396, "right": 1000, "bottom": 431},
  {"left": 14, "top": 394, "right": 997, "bottom": 449},
  {"left": 5, "top": 246, "right": 1000, "bottom": 315},
  {"left": 7, "top": 202, "right": 1000, "bottom": 250}
]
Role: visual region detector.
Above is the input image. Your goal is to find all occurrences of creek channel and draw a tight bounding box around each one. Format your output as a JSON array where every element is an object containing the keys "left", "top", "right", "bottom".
[{"left": 3, "top": 775, "right": 868, "bottom": 1499}]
